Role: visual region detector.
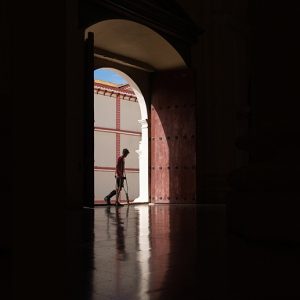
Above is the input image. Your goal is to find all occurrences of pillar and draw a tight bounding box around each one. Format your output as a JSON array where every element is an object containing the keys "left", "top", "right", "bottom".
[{"left": 134, "top": 119, "right": 149, "bottom": 203}]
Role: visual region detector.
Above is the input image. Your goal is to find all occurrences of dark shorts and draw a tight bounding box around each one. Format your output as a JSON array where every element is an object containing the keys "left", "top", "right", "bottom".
[{"left": 116, "top": 177, "right": 124, "bottom": 188}]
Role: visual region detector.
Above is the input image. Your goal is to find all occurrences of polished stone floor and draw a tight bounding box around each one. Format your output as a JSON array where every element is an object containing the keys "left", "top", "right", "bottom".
[
  {"left": 3, "top": 203, "right": 300, "bottom": 299},
  {"left": 82, "top": 204, "right": 226, "bottom": 299},
  {"left": 79, "top": 204, "right": 300, "bottom": 299}
]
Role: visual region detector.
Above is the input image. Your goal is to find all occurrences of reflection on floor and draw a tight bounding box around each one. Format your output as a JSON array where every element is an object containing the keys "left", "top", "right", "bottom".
[{"left": 80, "top": 204, "right": 299, "bottom": 300}]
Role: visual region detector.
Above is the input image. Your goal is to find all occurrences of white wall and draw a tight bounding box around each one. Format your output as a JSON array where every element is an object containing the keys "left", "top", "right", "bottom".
[
  {"left": 120, "top": 134, "right": 140, "bottom": 168},
  {"left": 94, "top": 88, "right": 141, "bottom": 203},
  {"left": 94, "top": 131, "right": 116, "bottom": 167},
  {"left": 94, "top": 171, "right": 115, "bottom": 201},
  {"left": 120, "top": 100, "right": 141, "bottom": 132},
  {"left": 94, "top": 94, "right": 116, "bottom": 128}
]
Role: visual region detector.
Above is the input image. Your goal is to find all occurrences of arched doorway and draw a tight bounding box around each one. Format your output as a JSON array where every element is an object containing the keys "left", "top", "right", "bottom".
[
  {"left": 84, "top": 19, "right": 197, "bottom": 206},
  {"left": 93, "top": 67, "right": 149, "bottom": 204}
]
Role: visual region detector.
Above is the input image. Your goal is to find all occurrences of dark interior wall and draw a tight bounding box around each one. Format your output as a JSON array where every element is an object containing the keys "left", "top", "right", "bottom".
[
  {"left": 177, "top": 0, "right": 300, "bottom": 240},
  {"left": 227, "top": 1, "right": 300, "bottom": 242},
  {"left": 5, "top": 0, "right": 300, "bottom": 298},
  {"left": 8, "top": 0, "right": 93, "bottom": 298},
  {"left": 0, "top": 0, "right": 12, "bottom": 252},
  {"left": 66, "top": 1, "right": 85, "bottom": 211},
  {"left": 8, "top": 1, "right": 71, "bottom": 299},
  {"left": 65, "top": 2, "right": 87, "bottom": 299},
  {"left": 177, "top": 0, "right": 251, "bottom": 202},
  {"left": 250, "top": 2, "right": 299, "bottom": 142},
  {"left": 0, "top": 2, "right": 12, "bottom": 296}
]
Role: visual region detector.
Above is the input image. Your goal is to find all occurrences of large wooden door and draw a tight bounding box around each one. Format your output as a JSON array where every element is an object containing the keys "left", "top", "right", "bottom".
[
  {"left": 151, "top": 69, "right": 196, "bottom": 204},
  {"left": 83, "top": 32, "right": 94, "bottom": 208}
]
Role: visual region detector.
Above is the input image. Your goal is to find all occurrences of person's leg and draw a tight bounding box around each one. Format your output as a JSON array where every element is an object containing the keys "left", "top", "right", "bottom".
[
  {"left": 115, "top": 178, "right": 124, "bottom": 206},
  {"left": 115, "top": 187, "right": 121, "bottom": 203},
  {"left": 104, "top": 189, "right": 116, "bottom": 205}
]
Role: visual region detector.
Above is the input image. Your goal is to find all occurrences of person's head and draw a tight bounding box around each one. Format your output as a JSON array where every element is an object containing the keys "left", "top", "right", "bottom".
[{"left": 122, "top": 148, "right": 130, "bottom": 157}]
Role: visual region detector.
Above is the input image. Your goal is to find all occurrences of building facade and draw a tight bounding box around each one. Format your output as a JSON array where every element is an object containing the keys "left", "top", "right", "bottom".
[{"left": 94, "top": 80, "right": 141, "bottom": 204}]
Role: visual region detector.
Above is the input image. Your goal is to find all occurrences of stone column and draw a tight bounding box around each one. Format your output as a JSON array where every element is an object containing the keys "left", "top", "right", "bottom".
[{"left": 134, "top": 119, "right": 149, "bottom": 203}]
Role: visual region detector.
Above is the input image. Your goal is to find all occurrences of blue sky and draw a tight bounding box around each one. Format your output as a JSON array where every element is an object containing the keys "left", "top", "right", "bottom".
[{"left": 94, "top": 69, "right": 127, "bottom": 84}]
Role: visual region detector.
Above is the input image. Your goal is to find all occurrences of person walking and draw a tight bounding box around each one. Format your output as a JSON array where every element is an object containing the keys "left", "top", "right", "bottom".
[{"left": 104, "top": 148, "right": 130, "bottom": 206}]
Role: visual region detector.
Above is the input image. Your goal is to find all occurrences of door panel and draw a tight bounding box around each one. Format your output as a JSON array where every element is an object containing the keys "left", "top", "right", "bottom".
[
  {"left": 151, "top": 69, "right": 196, "bottom": 204},
  {"left": 83, "top": 32, "right": 94, "bottom": 208}
]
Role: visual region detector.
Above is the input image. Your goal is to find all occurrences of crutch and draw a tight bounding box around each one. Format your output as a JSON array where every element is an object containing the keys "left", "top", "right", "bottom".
[
  {"left": 115, "top": 174, "right": 122, "bottom": 204},
  {"left": 124, "top": 171, "right": 130, "bottom": 205}
]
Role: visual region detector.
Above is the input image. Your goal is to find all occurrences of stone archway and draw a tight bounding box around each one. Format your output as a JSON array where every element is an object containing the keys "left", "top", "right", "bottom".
[{"left": 85, "top": 19, "right": 197, "bottom": 204}]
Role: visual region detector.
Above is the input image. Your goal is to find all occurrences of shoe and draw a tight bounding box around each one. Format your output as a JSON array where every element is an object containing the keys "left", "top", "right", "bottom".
[
  {"left": 104, "top": 196, "right": 111, "bottom": 205},
  {"left": 115, "top": 202, "right": 124, "bottom": 207}
]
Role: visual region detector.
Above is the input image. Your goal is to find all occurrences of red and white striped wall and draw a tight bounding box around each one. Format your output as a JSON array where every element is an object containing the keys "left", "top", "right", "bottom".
[{"left": 94, "top": 80, "right": 141, "bottom": 204}]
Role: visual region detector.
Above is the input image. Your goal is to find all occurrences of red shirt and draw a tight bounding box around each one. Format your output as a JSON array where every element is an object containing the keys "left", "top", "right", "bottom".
[{"left": 116, "top": 156, "right": 125, "bottom": 177}]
